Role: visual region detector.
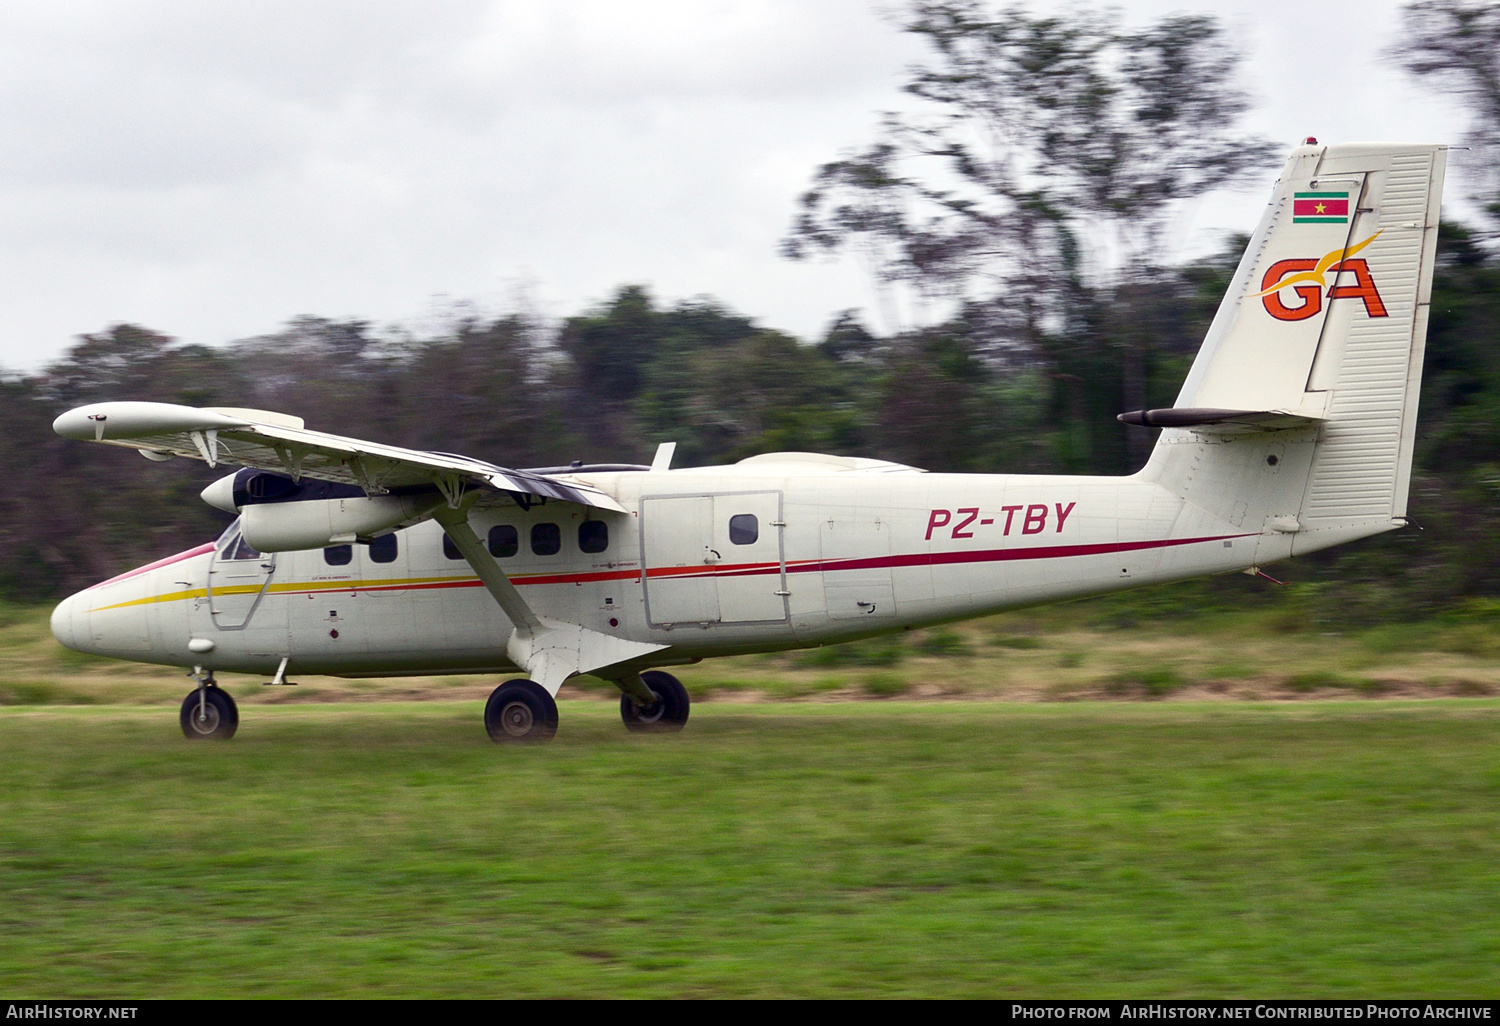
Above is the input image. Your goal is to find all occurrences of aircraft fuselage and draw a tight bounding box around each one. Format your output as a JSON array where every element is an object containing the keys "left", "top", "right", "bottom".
[{"left": 52, "top": 457, "right": 1302, "bottom": 678}]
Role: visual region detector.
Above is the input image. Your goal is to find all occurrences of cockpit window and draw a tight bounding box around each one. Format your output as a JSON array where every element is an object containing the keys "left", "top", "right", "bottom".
[
  {"left": 229, "top": 535, "right": 263, "bottom": 561},
  {"left": 217, "top": 522, "right": 262, "bottom": 561}
]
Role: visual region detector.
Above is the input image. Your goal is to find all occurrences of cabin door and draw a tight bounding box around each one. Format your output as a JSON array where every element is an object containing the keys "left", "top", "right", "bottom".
[
  {"left": 642, "top": 495, "right": 719, "bottom": 627},
  {"left": 642, "top": 492, "right": 788, "bottom": 627},
  {"left": 710, "top": 491, "right": 788, "bottom": 624},
  {"left": 208, "top": 527, "right": 277, "bottom": 630}
]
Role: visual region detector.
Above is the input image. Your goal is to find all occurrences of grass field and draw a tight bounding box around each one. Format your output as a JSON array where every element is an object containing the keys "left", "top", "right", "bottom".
[
  {"left": 4, "top": 587, "right": 1500, "bottom": 997},
  {"left": 2, "top": 700, "right": 1498, "bottom": 997}
]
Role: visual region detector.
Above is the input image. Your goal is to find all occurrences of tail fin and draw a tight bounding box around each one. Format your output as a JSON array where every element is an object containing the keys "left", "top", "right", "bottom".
[{"left": 1143, "top": 142, "right": 1447, "bottom": 556}]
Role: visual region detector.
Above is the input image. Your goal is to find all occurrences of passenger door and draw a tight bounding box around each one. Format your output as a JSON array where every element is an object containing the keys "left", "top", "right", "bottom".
[
  {"left": 642, "top": 495, "right": 719, "bottom": 626},
  {"left": 642, "top": 492, "right": 788, "bottom": 627},
  {"left": 710, "top": 492, "right": 787, "bottom": 624}
]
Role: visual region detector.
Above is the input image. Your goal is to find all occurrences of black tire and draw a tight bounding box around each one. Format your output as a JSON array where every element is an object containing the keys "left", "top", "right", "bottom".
[
  {"left": 485, "top": 679, "right": 559, "bottom": 743},
  {"left": 620, "top": 670, "right": 690, "bottom": 733},
  {"left": 179, "top": 686, "right": 238, "bottom": 741}
]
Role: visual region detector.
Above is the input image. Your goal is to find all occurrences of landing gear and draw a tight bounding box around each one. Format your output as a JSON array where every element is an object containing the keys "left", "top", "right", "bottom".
[
  {"left": 179, "top": 685, "right": 238, "bottom": 740},
  {"left": 620, "top": 670, "right": 690, "bottom": 733},
  {"left": 485, "top": 679, "right": 559, "bottom": 743}
]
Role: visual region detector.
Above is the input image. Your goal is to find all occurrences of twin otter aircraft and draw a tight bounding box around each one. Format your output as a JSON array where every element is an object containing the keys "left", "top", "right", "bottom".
[{"left": 52, "top": 141, "right": 1446, "bottom": 742}]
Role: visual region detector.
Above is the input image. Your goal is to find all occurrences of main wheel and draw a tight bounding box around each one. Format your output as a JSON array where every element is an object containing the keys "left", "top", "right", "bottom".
[
  {"left": 485, "top": 679, "right": 559, "bottom": 743},
  {"left": 179, "top": 686, "right": 238, "bottom": 740},
  {"left": 620, "top": 670, "right": 690, "bottom": 733}
]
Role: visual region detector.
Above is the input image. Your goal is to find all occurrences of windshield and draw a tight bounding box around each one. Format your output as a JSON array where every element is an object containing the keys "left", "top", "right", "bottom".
[{"left": 214, "top": 518, "right": 263, "bottom": 561}]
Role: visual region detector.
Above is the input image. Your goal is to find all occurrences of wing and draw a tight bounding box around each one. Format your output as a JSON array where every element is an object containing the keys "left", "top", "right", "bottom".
[{"left": 52, "top": 401, "right": 627, "bottom": 512}]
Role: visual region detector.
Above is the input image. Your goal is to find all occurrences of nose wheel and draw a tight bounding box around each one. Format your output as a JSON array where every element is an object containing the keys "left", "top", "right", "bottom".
[
  {"left": 179, "top": 685, "right": 239, "bottom": 740},
  {"left": 620, "top": 670, "right": 690, "bottom": 733}
]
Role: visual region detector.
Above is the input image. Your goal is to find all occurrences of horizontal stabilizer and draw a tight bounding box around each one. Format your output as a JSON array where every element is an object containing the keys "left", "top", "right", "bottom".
[{"left": 1118, "top": 408, "right": 1323, "bottom": 430}]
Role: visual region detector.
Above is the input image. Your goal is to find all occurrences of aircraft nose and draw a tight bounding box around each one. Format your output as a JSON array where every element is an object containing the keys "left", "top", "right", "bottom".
[{"left": 50, "top": 591, "right": 86, "bottom": 652}]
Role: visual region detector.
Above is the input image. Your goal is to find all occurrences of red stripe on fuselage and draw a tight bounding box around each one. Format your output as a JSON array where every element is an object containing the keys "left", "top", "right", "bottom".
[
  {"left": 86, "top": 542, "right": 216, "bottom": 590},
  {"left": 263, "top": 532, "right": 1252, "bottom": 599},
  {"left": 794, "top": 533, "right": 1252, "bottom": 575},
  {"left": 634, "top": 533, "right": 1252, "bottom": 582}
]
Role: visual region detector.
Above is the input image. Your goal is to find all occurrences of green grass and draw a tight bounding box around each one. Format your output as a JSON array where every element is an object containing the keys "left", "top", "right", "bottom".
[
  {"left": 1109, "top": 665, "right": 1184, "bottom": 697},
  {"left": 1, "top": 701, "right": 1498, "bottom": 997},
  {"left": 793, "top": 634, "right": 907, "bottom": 667},
  {"left": 5, "top": 590, "right": 1500, "bottom": 993}
]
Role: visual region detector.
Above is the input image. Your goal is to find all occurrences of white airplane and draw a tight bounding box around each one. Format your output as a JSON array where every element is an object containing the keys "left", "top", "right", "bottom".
[{"left": 51, "top": 141, "right": 1446, "bottom": 743}]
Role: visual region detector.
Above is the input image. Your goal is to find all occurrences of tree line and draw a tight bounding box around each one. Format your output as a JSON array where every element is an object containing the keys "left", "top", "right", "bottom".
[
  {"left": 0, "top": 268, "right": 1202, "bottom": 599},
  {"left": 1, "top": 0, "right": 1497, "bottom": 621},
  {"left": 1, "top": 224, "right": 1495, "bottom": 615}
]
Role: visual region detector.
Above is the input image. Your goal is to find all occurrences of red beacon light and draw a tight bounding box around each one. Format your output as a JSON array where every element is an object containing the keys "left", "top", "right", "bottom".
[{"left": 1304, "top": 136, "right": 1319, "bottom": 145}]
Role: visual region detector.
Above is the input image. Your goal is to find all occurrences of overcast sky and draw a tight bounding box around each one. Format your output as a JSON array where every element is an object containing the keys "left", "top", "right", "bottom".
[{"left": 0, "top": 0, "right": 1475, "bottom": 372}]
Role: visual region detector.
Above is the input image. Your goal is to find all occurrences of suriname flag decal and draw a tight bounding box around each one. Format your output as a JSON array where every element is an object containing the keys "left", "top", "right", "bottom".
[{"left": 1293, "top": 191, "right": 1350, "bottom": 224}]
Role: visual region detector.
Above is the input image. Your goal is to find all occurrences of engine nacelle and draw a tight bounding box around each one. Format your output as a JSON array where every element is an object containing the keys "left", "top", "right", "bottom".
[
  {"left": 241, "top": 492, "right": 443, "bottom": 551},
  {"left": 209, "top": 470, "right": 445, "bottom": 552}
]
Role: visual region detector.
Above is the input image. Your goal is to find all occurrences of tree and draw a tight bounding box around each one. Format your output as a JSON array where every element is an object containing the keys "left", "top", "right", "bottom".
[
  {"left": 818, "top": 310, "right": 882, "bottom": 364},
  {"left": 783, "top": 1, "right": 1274, "bottom": 464},
  {"left": 229, "top": 316, "right": 394, "bottom": 436},
  {"left": 1391, "top": 0, "right": 1500, "bottom": 232},
  {"left": 396, "top": 315, "right": 576, "bottom": 468},
  {"left": 558, "top": 285, "right": 661, "bottom": 408},
  {"left": 638, "top": 329, "right": 866, "bottom": 466},
  {"left": 1, "top": 326, "right": 247, "bottom": 597}
]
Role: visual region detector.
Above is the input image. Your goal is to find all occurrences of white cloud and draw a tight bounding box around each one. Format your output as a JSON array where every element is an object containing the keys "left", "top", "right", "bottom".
[{"left": 0, "top": 0, "right": 1476, "bottom": 373}]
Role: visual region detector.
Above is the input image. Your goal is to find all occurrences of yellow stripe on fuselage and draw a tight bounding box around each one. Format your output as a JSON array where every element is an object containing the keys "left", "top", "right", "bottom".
[
  {"left": 91, "top": 587, "right": 208, "bottom": 612},
  {"left": 88, "top": 574, "right": 486, "bottom": 613},
  {"left": 88, "top": 557, "right": 662, "bottom": 614}
]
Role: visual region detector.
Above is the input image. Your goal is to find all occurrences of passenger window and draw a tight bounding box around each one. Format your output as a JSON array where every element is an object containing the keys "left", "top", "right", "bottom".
[
  {"left": 729, "top": 514, "right": 759, "bottom": 545},
  {"left": 443, "top": 534, "right": 462, "bottom": 560},
  {"left": 489, "top": 525, "right": 518, "bottom": 558},
  {"left": 531, "top": 523, "right": 560, "bottom": 556},
  {"left": 578, "top": 520, "right": 609, "bottom": 554},
  {"left": 368, "top": 533, "right": 398, "bottom": 564},
  {"left": 324, "top": 545, "right": 352, "bottom": 566}
]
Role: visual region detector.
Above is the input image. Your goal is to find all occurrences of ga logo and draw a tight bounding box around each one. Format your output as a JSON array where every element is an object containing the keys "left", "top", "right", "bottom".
[{"left": 1254, "top": 230, "right": 1388, "bottom": 321}]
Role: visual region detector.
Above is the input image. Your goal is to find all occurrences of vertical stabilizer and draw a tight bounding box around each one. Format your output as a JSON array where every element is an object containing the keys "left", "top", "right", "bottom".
[{"left": 1150, "top": 142, "right": 1446, "bottom": 556}]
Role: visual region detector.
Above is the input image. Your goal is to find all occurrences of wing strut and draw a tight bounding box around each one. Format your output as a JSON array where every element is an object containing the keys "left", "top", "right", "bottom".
[
  {"left": 434, "top": 507, "right": 542, "bottom": 631},
  {"left": 434, "top": 507, "right": 668, "bottom": 696}
]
